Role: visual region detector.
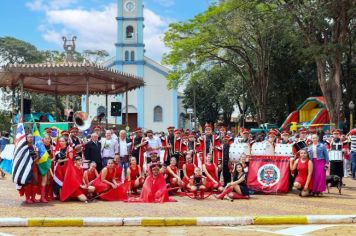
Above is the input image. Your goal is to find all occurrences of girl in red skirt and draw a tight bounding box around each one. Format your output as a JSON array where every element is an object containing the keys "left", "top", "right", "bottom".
[
  {"left": 83, "top": 162, "right": 99, "bottom": 186},
  {"left": 127, "top": 157, "right": 144, "bottom": 193},
  {"left": 166, "top": 157, "right": 183, "bottom": 190},
  {"left": 182, "top": 153, "right": 196, "bottom": 189},
  {"left": 203, "top": 154, "right": 223, "bottom": 192},
  {"left": 290, "top": 148, "right": 313, "bottom": 197}
]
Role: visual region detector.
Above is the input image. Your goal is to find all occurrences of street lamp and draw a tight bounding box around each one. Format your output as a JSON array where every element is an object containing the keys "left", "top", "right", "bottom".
[{"left": 349, "top": 101, "right": 355, "bottom": 131}]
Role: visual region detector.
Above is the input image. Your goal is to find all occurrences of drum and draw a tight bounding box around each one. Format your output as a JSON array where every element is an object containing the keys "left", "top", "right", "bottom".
[
  {"left": 275, "top": 143, "right": 294, "bottom": 156},
  {"left": 293, "top": 141, "right": 307, "bottom": 152},
  {"left": 329, "top": 150, "right": 343, "bottom": 161},
  {"left": 229, "top": 143, "right": 251, "bottom": 162},
  {"left": 251, "top": 141, "right": 274, "bottom": 155}
]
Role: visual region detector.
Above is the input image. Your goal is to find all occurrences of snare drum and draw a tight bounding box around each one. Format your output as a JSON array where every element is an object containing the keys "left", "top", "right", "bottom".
[
  {"left": 229, "top": 143, "right": 251, "bottom": 162},
  {"left": 275, "top": 143, "right": 294, "bottom": 156},
  {"left": 329, "top": 150, "right": 343, "bottom": 161}
]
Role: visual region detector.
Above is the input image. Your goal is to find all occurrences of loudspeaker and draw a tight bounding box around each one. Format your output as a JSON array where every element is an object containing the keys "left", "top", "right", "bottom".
[
  {"left": 111, "top": 102, "right": 122, "bottom": 116},
  {"left": 23, "top": 99, "right": 31, "bottom": 114}
]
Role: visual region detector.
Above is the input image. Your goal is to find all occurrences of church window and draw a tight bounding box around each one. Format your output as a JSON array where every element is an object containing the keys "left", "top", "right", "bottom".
[
  {"left": 154, "top": 106, "right": 163, "bottom": 122},
  {"left": 125, "top": 51, "right": 129, "bottom": 61},
  {"left": 126, "top": 25, "right": 134, "bottom": 38},
  {"left": 131, "top": 51, "right": 135, "bottom": 61}
]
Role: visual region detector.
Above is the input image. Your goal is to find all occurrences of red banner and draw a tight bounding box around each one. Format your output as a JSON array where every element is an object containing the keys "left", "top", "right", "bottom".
[{"left": 247, "top": 155, "right": 290, "bottom": 193}]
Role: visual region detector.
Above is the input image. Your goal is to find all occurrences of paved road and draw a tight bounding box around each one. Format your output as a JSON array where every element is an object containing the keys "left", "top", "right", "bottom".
[{"left": 1, "top": 225, "right": 356, "bottom": 236}]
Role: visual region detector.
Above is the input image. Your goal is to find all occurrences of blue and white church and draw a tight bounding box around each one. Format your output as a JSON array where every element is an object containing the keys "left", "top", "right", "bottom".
[{"left": 83, "top": 0, "right": 187, "bottom": 131}]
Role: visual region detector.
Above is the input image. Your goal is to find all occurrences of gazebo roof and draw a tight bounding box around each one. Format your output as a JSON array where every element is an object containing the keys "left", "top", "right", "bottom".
[{"left": 0, "top": 62, "right": 144, "bottom": 95}]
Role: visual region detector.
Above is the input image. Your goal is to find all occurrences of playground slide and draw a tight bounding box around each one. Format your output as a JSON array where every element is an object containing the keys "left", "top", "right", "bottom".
[{"left": 281, "top": 111, "right": 298, "bottom": 130}]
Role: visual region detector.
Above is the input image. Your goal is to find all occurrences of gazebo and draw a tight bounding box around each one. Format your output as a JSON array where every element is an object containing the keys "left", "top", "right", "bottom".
[{"left": 0, "top": 62, "right": 144, "bottom": 127}]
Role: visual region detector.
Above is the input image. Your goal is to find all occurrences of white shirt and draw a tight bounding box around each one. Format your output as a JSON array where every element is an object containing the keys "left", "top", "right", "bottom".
[
  {"left": 119, "top": 138, "right": 128, "bottom": 156},
  {"left": 312, "top": 144, "right": 318, "bottom": 158},
  {"left": 146, "top": 136, "right": 162, "bottom": 157}
]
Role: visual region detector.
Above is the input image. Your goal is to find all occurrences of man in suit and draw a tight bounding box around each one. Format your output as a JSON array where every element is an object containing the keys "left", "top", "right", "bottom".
[{"left": 85, "top": 132, "right": 103, "bottom": 172}]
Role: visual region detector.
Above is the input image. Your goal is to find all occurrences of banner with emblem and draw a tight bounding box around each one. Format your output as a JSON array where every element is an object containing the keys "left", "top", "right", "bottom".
[{"left": 247, "top": 155, "right": 290, "bottom": 193}]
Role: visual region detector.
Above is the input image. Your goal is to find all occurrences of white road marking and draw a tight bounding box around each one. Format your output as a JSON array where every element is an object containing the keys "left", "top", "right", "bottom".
[
  {"left": 273, "top": 225, "right": 336, "bottom": 235},
  {"left": 0, "top": 232, "right": 15, "bottom": 236}
]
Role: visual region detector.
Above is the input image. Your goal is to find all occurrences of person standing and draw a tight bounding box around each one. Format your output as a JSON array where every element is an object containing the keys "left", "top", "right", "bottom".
[
  {"left": 101, "top": 130, "right": 119, "bottom": 168},
  {"left": 145, "top": 130, "right": 162, "bottom": 163},
  {"left": 348, "top": 129, "right": 356, "bottom": 179},
  {"left": 307, "top": 134, "right": 329, "bottom": 196},
  {"left": 326, "top": 129, "right": 345, "bottom": 184},
  {"left": 85, "top": 132, "right": 103, "bottom": 172},
  {"left": 118, "top": 130, "right": 132, "bottom": 178},
  {"left": 131, "top": 128, "right": 147, "bottom": 168}
]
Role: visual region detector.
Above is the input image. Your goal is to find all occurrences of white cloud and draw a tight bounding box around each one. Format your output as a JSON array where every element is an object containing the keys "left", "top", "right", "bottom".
[
  {"left": 152, "top": 0, "right": 175, "bottom": 7},
  {"left": 26, "top": 0, "right": 77, "bottom": 11},
  {"left": 28, "top": 2, "right": 170, "bottom": 62}
]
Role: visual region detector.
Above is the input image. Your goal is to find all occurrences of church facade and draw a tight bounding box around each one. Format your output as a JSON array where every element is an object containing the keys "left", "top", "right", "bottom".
[{"left": 83, "top": 0, "right": 187, "bottom": 131}]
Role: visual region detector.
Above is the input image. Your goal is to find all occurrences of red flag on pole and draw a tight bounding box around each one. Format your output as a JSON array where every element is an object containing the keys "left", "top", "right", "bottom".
[{"left": 247, "top": 155, "right": 290, "bottom": 193}]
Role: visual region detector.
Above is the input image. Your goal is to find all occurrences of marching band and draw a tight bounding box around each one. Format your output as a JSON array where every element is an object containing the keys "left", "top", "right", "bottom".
[{"left": 15, "top": 123, "right": 356, "bottom": 204}]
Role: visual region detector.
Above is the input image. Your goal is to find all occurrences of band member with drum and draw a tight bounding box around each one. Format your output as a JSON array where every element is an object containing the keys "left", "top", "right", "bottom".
[
  {"left": 198, "top": 124, "right": 220, "bottom": 165},
  {"left": 131, "top": 128, "right": 147, "bottom": 168},
  {"left": 326, "top": 129, "right": 345, "bottom": 184}
]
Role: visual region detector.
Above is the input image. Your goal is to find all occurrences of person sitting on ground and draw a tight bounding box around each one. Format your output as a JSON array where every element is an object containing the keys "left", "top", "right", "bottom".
[
  {"left": 126, "top": 157, "right": 144, "bottom": 194},
  {"left": 187, "top": 167, "right": 207, "bottom": 199},
  {"left": 215, "top": 163, "right": 250, "bottom": 200}
]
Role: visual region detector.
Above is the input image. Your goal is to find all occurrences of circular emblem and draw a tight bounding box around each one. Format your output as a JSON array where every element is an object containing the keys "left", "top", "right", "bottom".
[
  {"left": 257, "top": 164, "right": 280, "bottom": 187},
  {"left": 125, "top": 1, "right": 135, "bottom": 12}
]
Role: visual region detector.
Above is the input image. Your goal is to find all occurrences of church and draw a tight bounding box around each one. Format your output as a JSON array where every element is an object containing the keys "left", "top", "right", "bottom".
[{"left": 83, "top": 0, "right": 187, "bottom": 131}]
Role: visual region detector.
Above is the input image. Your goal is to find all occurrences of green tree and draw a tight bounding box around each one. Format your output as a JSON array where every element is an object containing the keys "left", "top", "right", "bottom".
[
  {"left": 0, "top": 36, "right": 44, "bottom": 66},
  {"left": 164, "top": 0, "right": 288, "bottom": 123},
  {"left": 279, "top": 0, "right": 356, "bottom": 127}
]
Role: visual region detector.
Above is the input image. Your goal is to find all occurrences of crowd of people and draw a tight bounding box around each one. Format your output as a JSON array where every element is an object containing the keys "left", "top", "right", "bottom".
[{"left": 6, "top": 123, "right": 356, "bottom": 204}]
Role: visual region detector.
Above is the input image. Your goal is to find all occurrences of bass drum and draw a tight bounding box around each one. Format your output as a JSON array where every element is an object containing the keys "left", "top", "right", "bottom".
[
  {"left": 229, "top": 142, "right": 250, "bottom": 162},
  {"left": 251, "top": 141, "right": 274, "bottom": 156},
  {"left": 275, "top": 143, "right": 294, "bottom": 156}
]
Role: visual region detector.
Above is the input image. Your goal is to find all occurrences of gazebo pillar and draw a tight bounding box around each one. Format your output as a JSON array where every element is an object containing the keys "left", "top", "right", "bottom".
[{"left": 20, "top": 77, "right": 24, "bottom": 117}]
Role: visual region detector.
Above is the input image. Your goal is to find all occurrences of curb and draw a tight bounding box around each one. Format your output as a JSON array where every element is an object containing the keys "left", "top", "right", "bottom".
[{"left": 0, "top": 216, "right": 355, "bottom": 227}]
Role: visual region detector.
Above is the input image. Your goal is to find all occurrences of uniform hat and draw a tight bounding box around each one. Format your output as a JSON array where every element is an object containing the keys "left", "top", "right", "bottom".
[
  {"left": 93, "top": 126, "right": 101, "bottom": 131},
  {"left": 223, "top": 135, "right": 231, "bottom": 140},
  {"left": 281, "top": 129, "right": 290, "bottom": 136},
  {"left": 134, "top": 128, "right": 142, "bottom": 133},
  {"left": 174, "top": 129, "right": 182, "bottom": 134},
  {"left": 205, "top": 124, "right": 213, "bottom": 129},
  {"left": 241, "top": 128, "right": 250, "bottom": 134},
  {"left": 332, "top": 129, "right": 342, "bottom": 134},
  {"left": 69, "top": 127, "right": 79, "bottom": 133},
  {"left": 268, "top": 129, "right": 278, "bottom": 136},
  {"left": 298, "top": 128, "right": 308, "bottom": 134},
  {"left": 61, "top": 130, "right": 69, "bottom": 136}
]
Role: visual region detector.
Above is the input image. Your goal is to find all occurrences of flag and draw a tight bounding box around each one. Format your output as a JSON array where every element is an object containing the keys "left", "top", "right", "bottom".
[
  {"left": 32, "top": 123, "right": 51, "bottom": 176},
  {"left": 247, "top": 155, "right": 290, "bottom": 193},
  {"left": 12, "top": 118, "right": 32, "bottom": 185}
]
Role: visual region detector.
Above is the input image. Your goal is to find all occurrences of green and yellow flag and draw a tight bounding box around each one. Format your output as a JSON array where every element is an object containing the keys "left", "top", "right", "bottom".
[{"left": 32, "top": 123, "right": 52, "bottom": 176}]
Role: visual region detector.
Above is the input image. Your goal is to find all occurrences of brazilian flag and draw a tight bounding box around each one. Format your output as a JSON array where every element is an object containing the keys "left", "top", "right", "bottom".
[{"left": 32, "top": 123, "right": 52, "bottom": 176}]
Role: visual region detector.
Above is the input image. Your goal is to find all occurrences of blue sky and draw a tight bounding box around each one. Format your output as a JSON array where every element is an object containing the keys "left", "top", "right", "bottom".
[{"left": 0, "top": 0, "right": 212, "bottom": 62}]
